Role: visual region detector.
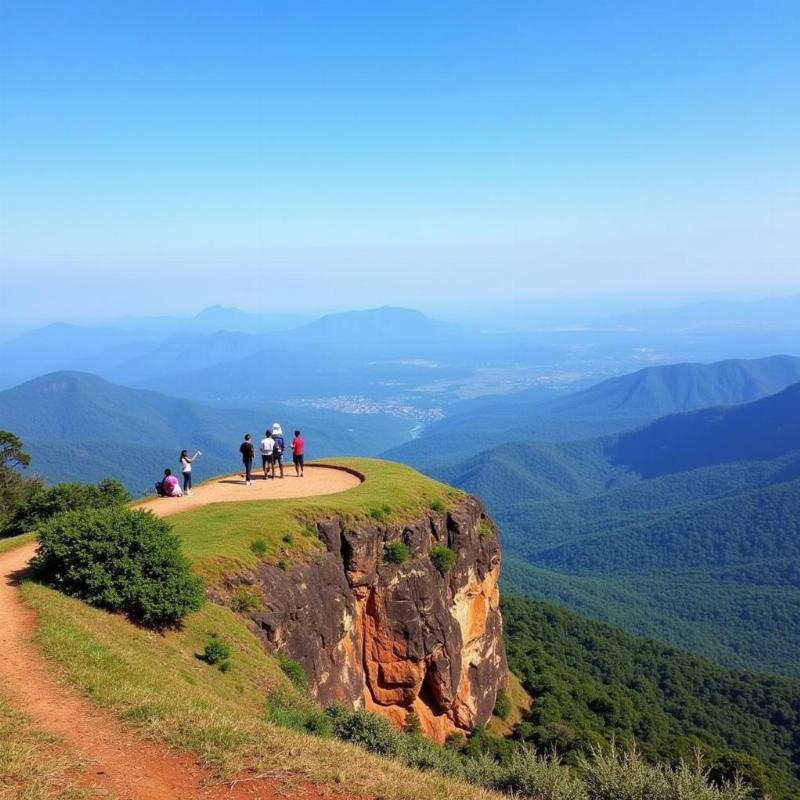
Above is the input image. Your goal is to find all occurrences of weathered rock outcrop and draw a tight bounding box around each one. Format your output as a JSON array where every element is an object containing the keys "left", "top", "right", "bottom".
[{"left": 226, "top": 494, "right": 506, "bottom": 742}]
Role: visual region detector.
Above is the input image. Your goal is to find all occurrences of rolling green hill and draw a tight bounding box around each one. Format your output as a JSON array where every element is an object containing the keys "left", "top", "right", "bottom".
[
  {"left": 0, "top": 372, "right": 411, "bottom": 494},
  {"left": 436, "top": 385, "right": 800, "bottom": 676},
  {"left": 385, "top": 355, "right": 800, "bottom": 468}
]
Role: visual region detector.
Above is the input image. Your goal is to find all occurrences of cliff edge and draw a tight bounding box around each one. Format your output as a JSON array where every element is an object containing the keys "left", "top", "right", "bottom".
[{"left": 225, "top": 489, "right": 506, "bottom": 742}]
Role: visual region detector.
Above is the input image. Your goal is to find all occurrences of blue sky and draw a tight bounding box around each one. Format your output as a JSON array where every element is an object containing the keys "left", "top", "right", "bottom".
[{"left": 1, "top": 1, "right": 798, "bottom": 320}]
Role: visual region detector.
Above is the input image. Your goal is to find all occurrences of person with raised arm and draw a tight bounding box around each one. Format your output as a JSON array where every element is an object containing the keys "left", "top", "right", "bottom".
[{"left": 180, "top": 449, "right": 201, "bottom": 495}]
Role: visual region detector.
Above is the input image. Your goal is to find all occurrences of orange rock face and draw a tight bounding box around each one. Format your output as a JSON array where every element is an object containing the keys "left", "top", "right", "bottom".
[{"left": 232, "top": 495, "right": 507, "bottom": 743}]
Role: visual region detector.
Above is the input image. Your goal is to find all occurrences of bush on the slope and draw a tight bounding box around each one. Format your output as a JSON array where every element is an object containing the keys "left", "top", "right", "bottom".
[
  {"left": 277, "top": 653, "right": 308, "bottom": 690},
  {"left": 33, "top": 506, "right": 204, "bottom": 627},
  {"left": 260, "top": 692, "right": 761, "bottom": 800},
  {"left": 430, "top": 544, "right": 457, "bottom": 574},
  {"left": 580, "top": 745, "right": 754, "bottom": 800},
  {"left": 384, "top": 540, "right": 410, "bottom": 564},
  {"left": 201, "top": 635, "right": 231, "bottom": 672},
  {"left": 6, "top": 478, "right": 130, "bottom": 536},
  {"left": 494, "top": 687, "right": 512, "bottom": 719}
]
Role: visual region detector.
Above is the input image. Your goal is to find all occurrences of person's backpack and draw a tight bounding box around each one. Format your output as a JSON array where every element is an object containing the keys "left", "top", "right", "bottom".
[{"left": 155, "top": 480, "right": 164, "bottom": 495}]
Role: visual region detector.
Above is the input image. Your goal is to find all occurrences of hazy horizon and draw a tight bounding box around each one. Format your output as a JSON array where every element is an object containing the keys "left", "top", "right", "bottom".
[{"left": 4, "top": 287, "right": 800, "bottom": 332}]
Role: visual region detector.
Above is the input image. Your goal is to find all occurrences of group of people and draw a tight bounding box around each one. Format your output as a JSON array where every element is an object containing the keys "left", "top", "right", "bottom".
[
  {"left": 154, "top": 424, "right": 306, "bottom": 497},
  {"left": 239, "top": 424, "right": 305, "bottom": 485},
  {"left": 155, "top": 449, "right": 202, "bottom": 498}
]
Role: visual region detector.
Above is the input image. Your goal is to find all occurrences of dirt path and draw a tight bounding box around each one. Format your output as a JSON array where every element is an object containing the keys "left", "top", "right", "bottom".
[
  {"left": 136, "top": 464, "right": 363, "bottom": 518},
  {"left": 0, "top": 467, "right": 366, "bottom": 800}
]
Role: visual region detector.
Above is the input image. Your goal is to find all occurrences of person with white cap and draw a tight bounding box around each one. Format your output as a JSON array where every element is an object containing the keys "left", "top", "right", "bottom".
[{"left": 271, "top": 422, "right": 285, "bottom": 479}]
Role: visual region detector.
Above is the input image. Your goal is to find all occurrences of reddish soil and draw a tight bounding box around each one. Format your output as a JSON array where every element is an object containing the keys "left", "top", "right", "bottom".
[
  {"left": 0, "top": 536, "right": 365, "bottom": 798},
  {"left": 135, "top": 464, "right": 363, "bottom": 518}
]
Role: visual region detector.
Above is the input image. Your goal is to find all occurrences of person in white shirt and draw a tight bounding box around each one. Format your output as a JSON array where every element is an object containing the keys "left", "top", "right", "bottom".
[
  {"left": 259, "top": 430, "right": 274, "bottom": 480},
  {"left": 179, "top": 449, "right": 201, "bottom": 495}
]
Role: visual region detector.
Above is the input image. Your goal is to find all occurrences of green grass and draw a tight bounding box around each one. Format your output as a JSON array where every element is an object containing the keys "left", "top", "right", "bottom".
[
  {"left": 14, "top": 459, "right": 496, "bottom": 800},
  {"left": 0, "top": 693, "right": 103, "bottom": 800},
  {"left": 0, "top": 532, "right": 35, "bottom": 555},
  {"left": 167, "top": 458, "right": 461, "bottom": 582},
  {"left": 20, "top": 581, "right": 501, "bottom": 800}
]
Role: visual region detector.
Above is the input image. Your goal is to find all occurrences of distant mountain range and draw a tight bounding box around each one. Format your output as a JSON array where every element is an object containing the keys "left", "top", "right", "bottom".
[
  {"left": 385, "top": 354, "right": 800, "bottom": 468},
  {"left": 604, "top": 293, "right": 800, "bottom": 332},
  {"left": 4, "top": 303, "right": 800, "bottom": 406},
  {"left": 0, "top": 371, "right": 411, "bottom": 493},
  {"left": 110, "top": 305, "right": 310, "bottom": 334},
  {"left": 434, "top": 384, "right": 800, "bottom": 676}
]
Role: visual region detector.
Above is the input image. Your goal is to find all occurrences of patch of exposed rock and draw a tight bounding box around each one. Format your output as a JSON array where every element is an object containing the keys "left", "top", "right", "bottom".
[{"left": 224, "top": 494, "right": 507, "bottom": 742}]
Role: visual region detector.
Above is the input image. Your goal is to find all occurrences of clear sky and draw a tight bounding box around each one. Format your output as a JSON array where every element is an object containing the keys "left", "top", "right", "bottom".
[{"left": 1, "top": 1, "right": 799, "bottom": 320}]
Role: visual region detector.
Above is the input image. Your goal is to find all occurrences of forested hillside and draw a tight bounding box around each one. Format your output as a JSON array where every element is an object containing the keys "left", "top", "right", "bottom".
[
  {"left": 502, "top": 596, "right": 800, "bottom": 799},
  {"left": 439, "top": 386, "right": 800, "bottom": 676},
  {"left": 385, "top": 355, "right": 800, "bottom": 468}
]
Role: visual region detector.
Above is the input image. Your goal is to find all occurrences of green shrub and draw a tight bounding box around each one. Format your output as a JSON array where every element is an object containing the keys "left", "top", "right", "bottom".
[
  {"left": 325, "top": 705, "right": 403, "bottom": 757},
  {"left": 446, "top": 730, "right": 467, "bottom": 751},
  {"left": 368, "top": 503, "right": 393, "bottom": 523},
  {"left": 405, "top": 711, "right": 422, "bottom": 735},
  {"left": 281, "top": 532, "right": 294, "bottom": 544},
  {"left": 384, "top": 540, "right": 410, "bottom": 564},
  {"left": 266, "top": 688, "right": 332, "bottom": 737},
  {"left": 430, "top": 544, "right": 457, "bottom": 573},
  {"left": 249, "top": 538, "right": 269, "bottom": 558},
  {"left": 494, "top": 687, "right": 512, "bottom": 720},
  {"left": 32, "top": 506, "right": 204, "bottom": 627},
  {"left": 277, "top": 652, "right": 308, "bottom": 690},
  {"left": 482, "top": 748, "right": 586, "bottom": 800},
  {"left": 277, "top": 558, "right": 289, "bottom": 572},
  {"left": 6, "top": 478, "right": 130, "bottom": 536},
  {"left": 709, "top": 752, "right": 773, "bottom": 798},
  {"left": 581, "top": 745, "right": 754, "bottom": 800},
  {"left": 230, "top": 585, "right": 261, "bottom": 613},
  {"left": 201, "top": 636, "right": 231, "bottom": 672},
  {"left": 430, "top": 499, "right": 446, "bottom": 513},
  {"left": 480, "top": 519, "right": 495, "bottom": 539}
]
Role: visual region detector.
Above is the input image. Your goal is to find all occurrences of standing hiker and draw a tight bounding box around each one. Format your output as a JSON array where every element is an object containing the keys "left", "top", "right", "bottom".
[
  {"left": 291, "top": 430, "right": 305, "bottom": 477},
  {"left": 180, "top": 449, "right": 201, "bottom": 495},
  {"left": 259, "top": 429, "right": 274, "bottom": 480},
  {"left": 271, "top": 423, "right": 285, "bottom": 479},
  {"left": 239, "top": 434, "right": 255, "bottom": 485}
]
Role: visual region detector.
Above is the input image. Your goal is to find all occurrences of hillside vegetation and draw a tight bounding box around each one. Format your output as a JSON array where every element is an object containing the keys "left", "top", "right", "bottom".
[
  {"left": 386, "top": 355, "right": 800, "bottom": 468},
  {"left": 502, "top": 597, "right": 800, "bottom": 799},
  {"left": 439, "top": 385, "right": 800, "bottom": 676},
  {"left": 2, "top": 457, "right": 768, "bottom": 799}
]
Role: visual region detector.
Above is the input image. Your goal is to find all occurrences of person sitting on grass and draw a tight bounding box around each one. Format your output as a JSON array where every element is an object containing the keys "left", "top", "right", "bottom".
[
  {"left": 291, "top": 429, "right": 305, "bottom": 477},
  {"left": 259, "top": 429, "right": 274, "bottom": 480},
  {"left": 158, "top": 468, "right": 183, "bottom": 497},
  {"left": 271, "top": 423, "right": 285, "bottom": 479}
]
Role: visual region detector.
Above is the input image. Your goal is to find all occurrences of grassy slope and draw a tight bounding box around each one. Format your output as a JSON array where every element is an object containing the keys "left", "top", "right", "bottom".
[
  {"left": 161, "top": 458, "right": 463, "bottom": 583},
  {"left": 0, "top": 532, "right": 35, "bottom": 555},
  {"left": 15, "top": 459, "right": 501, "bottom": 800},
  {"left": 0, "top": 694, "right": 105, "bottom": 800}
]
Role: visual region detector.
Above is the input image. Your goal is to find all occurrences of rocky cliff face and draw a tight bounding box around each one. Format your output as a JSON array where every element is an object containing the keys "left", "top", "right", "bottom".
[{"left": 225, "top": 494, "right": 506, "bottom": 742}]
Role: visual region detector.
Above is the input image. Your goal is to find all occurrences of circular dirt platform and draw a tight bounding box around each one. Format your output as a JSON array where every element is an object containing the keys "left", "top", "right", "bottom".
[{"left": 136, "top": 464, "right": 364, "bottom": 518}]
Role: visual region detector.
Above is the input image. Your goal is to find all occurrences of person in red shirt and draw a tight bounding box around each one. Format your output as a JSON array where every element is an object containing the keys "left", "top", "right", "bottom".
[{"left": 291, "top": 430, "right": 305, "bottom": 477}]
